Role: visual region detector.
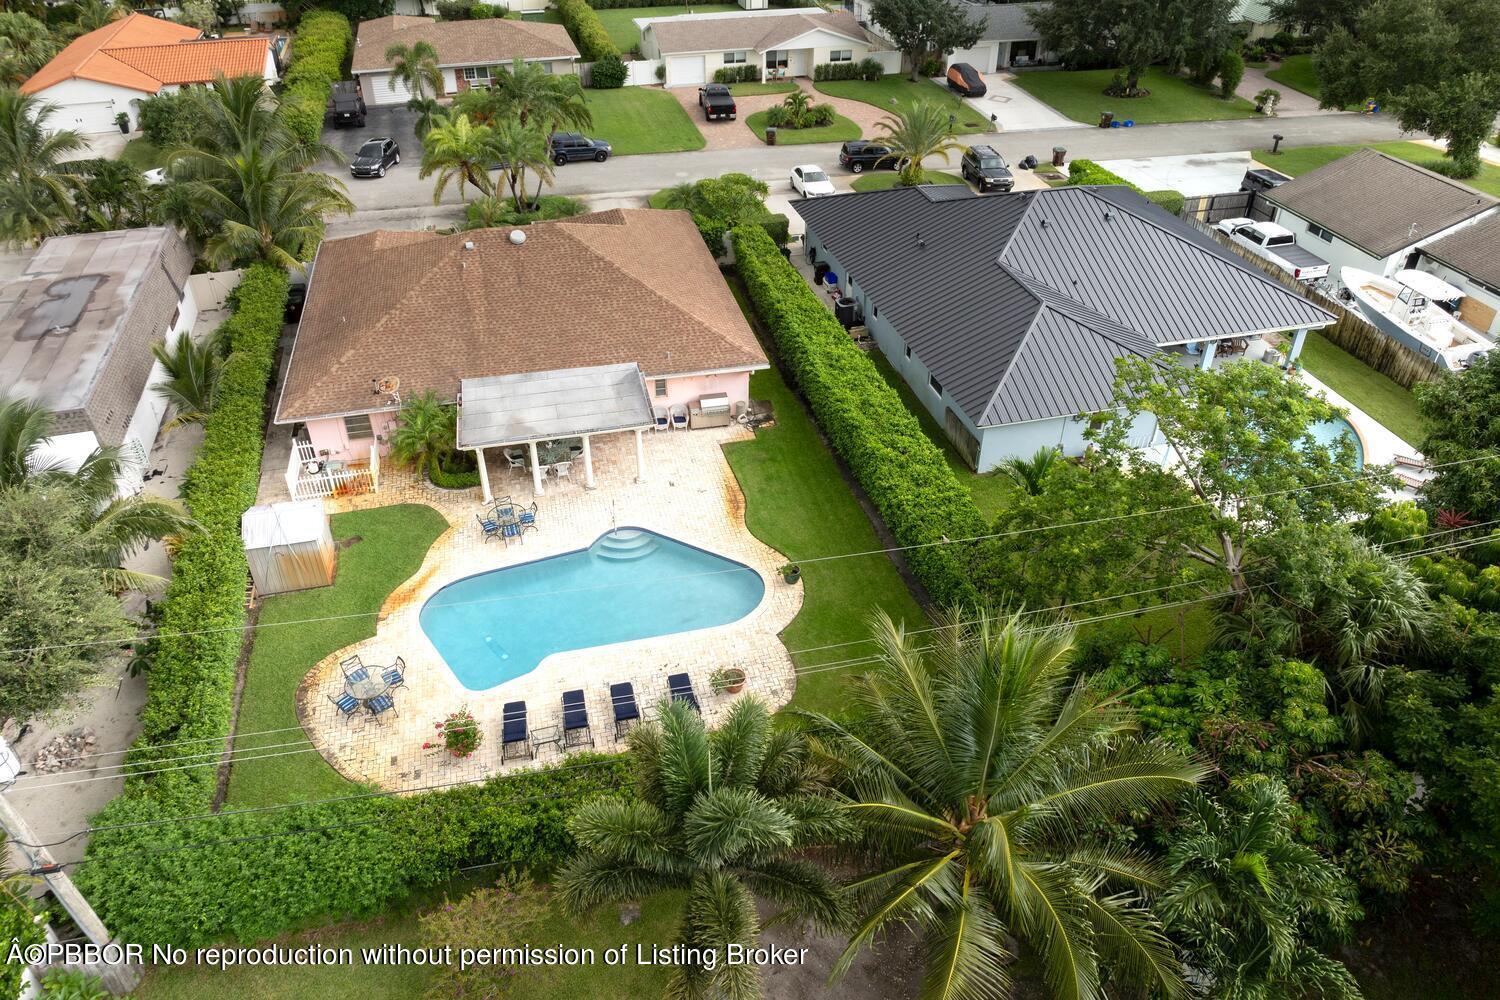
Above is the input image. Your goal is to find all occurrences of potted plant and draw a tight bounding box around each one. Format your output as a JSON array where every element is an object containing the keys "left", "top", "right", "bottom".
[
  {"left": 425, "top": 707, "right": 483, "bottom": 759},
  {"left": 114, "top": 112, "right": 130, "bottom": 134},
  {"left": 710, "top": 666, "right": 747, "bottom": 695},
  {"left": 778, "top": 562, "right": 800, "bottom": 584}
]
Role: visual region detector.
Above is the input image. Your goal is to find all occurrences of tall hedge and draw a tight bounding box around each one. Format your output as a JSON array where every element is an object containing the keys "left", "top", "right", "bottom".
[
  {"left": 280, "top": 10, "right": 352, "bottom": 147},
  {"left": 731, "top": 225, "right": 986, "bottom": 606},
  {"left": 1066, "top": 159, "right": 1185, "bottom": 217},
  {"left": 556, "top": 0, "right": 617, "bottom": 62}
]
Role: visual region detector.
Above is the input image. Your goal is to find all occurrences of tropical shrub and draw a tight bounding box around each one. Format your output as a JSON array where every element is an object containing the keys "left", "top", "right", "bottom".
[
  {"left": 712, "top": 64, "right": 760, "bottom": 84},
  {"left": 418, "top": 876, "right": 554, "bottom": 999},
  {"left": 279, "top": 10, "right": 352, "bottom": 148},
  {"left": 427, "top": 452, "right": 482, "bottom": 490},
  {"left": 136, "top": 90, "right": 204, "bottom": 150},
  {"left": 731, "top": 224, "right": 986, "bottom": 605},
  {"left": 590, "top": 51, "right": 627, "bottom": 88},
  {"left": 434, "top": 0, "right": 473, "bottom": 17},
  {"left": 427, "top": 707, "right": 483, "bottom": 758},
  {"left": 556, "top": 0, "right": 617, "bottom": 61},
  {"left": 1218, "top": 49, "right": 1245, "bottom": 97},
  {"left": 814, "top": 59, "right": 883, "bottom": 81}
]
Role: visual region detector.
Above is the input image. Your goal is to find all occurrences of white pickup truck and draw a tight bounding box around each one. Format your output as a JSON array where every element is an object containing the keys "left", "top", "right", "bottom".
[{"left": 1214, "top": 217, "right": 1330, "bottom": 284}]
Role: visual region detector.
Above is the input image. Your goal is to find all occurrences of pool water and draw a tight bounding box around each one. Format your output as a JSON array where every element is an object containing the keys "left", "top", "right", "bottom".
[
  {"left": 1307, "top": 415, "right": 1364, "bottom": 469},
  {"left": 419, "top": 528, "right": 766, "bottom": 690}
]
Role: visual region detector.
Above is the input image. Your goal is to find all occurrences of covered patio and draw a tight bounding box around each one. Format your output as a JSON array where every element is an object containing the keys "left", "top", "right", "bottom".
[{"left": 458, "top": 363, "right": 656, "bottom": 503}]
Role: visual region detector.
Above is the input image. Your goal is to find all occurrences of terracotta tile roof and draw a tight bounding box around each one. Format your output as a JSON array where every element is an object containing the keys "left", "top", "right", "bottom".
[
  {"left": 275, "top": 209, "right": 768, "bottom": 423},
  {"left": 646, "top": 10, "right": 876, "bottom": 56},
  {"left": 21, "top": 13, "right": 269, "bottom": 95},
  {"left": 1419, "top": 213, "right": 1500, "bottom": 289},
  {"left": 350, "top": 15, "right": 578, "bottom": 73},
  {"left": 1266, "top": 149, "right": 1497, "bottom": 257}
]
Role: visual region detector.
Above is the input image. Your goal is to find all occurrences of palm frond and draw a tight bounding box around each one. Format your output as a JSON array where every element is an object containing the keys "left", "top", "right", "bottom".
[{"left": 682, "top": 786, "right": 795, "bottom": 867}]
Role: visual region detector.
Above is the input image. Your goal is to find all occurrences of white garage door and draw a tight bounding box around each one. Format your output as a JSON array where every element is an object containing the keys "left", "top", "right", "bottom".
[
  {"left": 62, "top": 101, "right": 120, "bottom": 134},
  {"left": 364, "top": 72, "right": 411, "bottom": 107},
  {"left": 665, "top": 55, "right": 705, "bottom": 88},
  {"left": 947, "top": 43, "right": 997, "bottom": 74}
]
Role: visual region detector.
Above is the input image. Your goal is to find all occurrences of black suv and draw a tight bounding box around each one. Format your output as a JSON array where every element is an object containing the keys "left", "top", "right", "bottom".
[
  {"left": 960, "top": 144, "right": 1014, "bottom": 192},
  {"left": 350, "top": 137, "right": 399, "bottom": 178},
  {"left": 838, "top": 140, "right": 897, "bottom": 174},
  {"left": 325, "top": 81, "right": 365, "bottom": 127},
  {"left": 550, "top": 132, "right": 612, "bottom": 165}
]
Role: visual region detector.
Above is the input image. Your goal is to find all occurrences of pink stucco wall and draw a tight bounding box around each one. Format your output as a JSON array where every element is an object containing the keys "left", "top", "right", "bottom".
[
  {"left": 654, "top": 371, "right": 753, "bottom": 411},
  {"left": 303, "top": 411, "right": 399, "bottom": 462}
]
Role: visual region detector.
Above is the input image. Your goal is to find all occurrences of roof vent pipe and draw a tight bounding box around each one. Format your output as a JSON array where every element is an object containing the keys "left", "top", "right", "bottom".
[
  {"left": 463, "top": 240, "right": 475, "bottom": 250},
  {"left": 1040, "top": 218, "right": 1049, "bottom": 229},
  {"left": 509, "top": 229, "right": 526, "bottom": 245}
]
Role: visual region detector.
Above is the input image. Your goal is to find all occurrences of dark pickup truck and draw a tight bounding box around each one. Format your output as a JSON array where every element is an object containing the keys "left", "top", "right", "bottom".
[
  {"left": 325, "top": 81, "right": 365, "bottom": 127},
  {"left": 698, "top": 83, "right": 736, "bottom": 121}
]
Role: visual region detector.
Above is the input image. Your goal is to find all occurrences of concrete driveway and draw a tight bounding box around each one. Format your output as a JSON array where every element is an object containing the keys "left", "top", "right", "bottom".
[
  {"left": 962, "top": 71, "right": 1086, "bottom": 133},
  {"left": 1096, "top": 151, "right": 1255, "bottom": 196},
  {"left": 322, "top": 103, "right": 423, "bottom": 168}
]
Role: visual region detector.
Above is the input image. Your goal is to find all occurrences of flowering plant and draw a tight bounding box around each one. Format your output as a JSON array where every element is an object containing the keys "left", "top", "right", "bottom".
[{"left": 423, "top": 707, "right": 483, "bottom": 758}]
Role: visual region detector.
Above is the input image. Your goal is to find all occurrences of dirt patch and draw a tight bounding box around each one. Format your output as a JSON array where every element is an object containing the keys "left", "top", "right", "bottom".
[
  {"left": 212, "top": 600, "right": 262, "bottom": 809},
  {"left": 336, "top": 534, "right": 363, "bottom": 550}
]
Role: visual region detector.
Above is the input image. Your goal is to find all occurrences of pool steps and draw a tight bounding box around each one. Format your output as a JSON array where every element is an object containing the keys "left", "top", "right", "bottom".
[{"left": 591, "top": 529, "right": 660, "bottom": 561}]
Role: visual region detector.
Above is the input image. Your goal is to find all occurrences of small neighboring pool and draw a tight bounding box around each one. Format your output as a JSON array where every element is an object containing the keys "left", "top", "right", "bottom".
[
  {"left": 1307, "top": 415, "right": 1364, "bottom": 470},
  {"left": 419, "top": 528, "right": 765, "bottom": 690}
]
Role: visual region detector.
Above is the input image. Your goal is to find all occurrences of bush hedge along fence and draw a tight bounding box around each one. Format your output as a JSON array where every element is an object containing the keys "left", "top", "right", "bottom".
[
  {"left": 731, "top": 225, "right": 986, "bottom": 607},
  {"left": 279, "top": 10, "right": 352, "bottom": 148},
  {"left": 556, "top": 0, "right": 617, "bottom": 62}
]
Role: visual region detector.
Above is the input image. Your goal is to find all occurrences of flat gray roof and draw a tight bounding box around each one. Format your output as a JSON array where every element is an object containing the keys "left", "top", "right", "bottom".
[{"left": 457, "top": 363, "right": 654, "bottom": 449}]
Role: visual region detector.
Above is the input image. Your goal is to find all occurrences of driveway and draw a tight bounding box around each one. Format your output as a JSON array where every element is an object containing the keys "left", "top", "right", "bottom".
[
  {"left": 963, "top": 72, "right": 1086, "bottom": 133},
  {"left": 1234, "top": 64, "right": 1325, "bottom": 117},
  {"left": 668, "top": 86, "right": 784, "bottom": 150},
  {"left": 322, "top": 103, "right": 423, "bottom": 167},
  {"left": 1096, "top": 151, "right": 1255, "bottom": 195}
]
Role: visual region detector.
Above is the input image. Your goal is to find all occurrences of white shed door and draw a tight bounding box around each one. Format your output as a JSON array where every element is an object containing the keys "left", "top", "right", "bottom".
[
  {"left": 64, "top": 101, "right": 119, "bottom": 133},
  {"left": 665, "top": 55, "right": 705, "bottom": 88},
  {"left": 947, "top": 43, "right": 997, "bottom": 74}
]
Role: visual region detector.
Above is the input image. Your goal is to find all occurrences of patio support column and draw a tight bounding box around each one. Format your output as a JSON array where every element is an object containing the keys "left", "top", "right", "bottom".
[
  {"left": 1287, "top": 327, "right": 1309, "bottom": 363},
  {"left": 475, "top": 447, "right": 492, "bottom": 504},
  {"left": 582, "top": 434, "right": 596, "bottom": 489},
  {"left": 1199, "top": 340, "right": 1218, "bottom": 371},
  {"left": 634, "top": 428, "right": 647, "bottom": 484},
  {"left": 529, "top": 440, "right": 545, "bottom": 497}
]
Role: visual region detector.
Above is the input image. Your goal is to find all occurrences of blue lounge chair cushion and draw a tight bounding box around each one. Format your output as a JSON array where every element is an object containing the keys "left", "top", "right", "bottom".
[
  {"left": 367, "top": 694, "right": 394, "bottom": 714},
  {"left": 332, "top": 692, "right": 359, "bottom": 714},
  {"left": 562, "top": 690, "right": 588, "bottom": 731},
  {"left": 502, "top": 702, "right": 527, "bottom": 743},
  {"left": 610, "top": 683, "right": 639, "bottom": 722},
  {"left": 346, "top": 667, "right": 368, "bottom": 684},
  {"left": 383, "top": 667, "right": 403, "bottom": 686},
  {"left": 667, "top": 673, "right": 699, "bottom": 710}
]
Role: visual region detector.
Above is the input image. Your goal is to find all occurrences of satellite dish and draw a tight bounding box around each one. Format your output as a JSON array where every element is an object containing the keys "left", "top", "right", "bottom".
[{"left": 376, "top": 376, "right": 400, "bottom": 396}]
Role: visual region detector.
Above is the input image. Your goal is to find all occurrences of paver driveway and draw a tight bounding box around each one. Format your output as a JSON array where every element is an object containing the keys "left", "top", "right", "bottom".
[{"left": 670, "top": 78, "right": 897, "bottom": 151}]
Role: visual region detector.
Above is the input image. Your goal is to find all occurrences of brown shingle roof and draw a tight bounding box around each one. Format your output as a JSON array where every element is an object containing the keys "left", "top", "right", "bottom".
[
  {"left": 1419, "top": 213, "right": 1500, "bottom": 289},
  {"left": 275, "top": 210, "right": 767, "bottom": 423},
  {"left": 21, "top": 13, "right": 268, "bottom": 95},
  {"left": 1266, "top": 149, "right": 1496, "bottom": 257},
  {"left": 646, "top": 10, "right": 876, "bottom": 55},
  {"left": 350, "top": 15, "right": 577, "bottom": 73}
]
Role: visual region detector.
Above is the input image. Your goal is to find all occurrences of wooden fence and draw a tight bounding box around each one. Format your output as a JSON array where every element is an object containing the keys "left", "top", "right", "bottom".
[
  {"left": 1181, "top": 190, "right": 1275, "bottom": 224},
  {"left": 1179, "top": 216, "right": 1443, "bottom": 388}
]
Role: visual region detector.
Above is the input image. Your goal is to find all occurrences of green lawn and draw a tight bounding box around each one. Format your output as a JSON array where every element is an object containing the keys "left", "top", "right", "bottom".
[
  {"left": 1264, "top": 53, "right": 1322, "bottom": 99},
  {"left": 1012, "top": 67, "right": 1259, "bottom": 124},
  {"left": 815, "top": 75, "right": 990, "bottom": 133},
  {"left": 745, "top": 108, "right": 861, "bottom": 145},
  {"left": 721, "top": 278, "right": 929, "bottom": 715},
  {"left": 1297, "top": 332, "right": 1427, "bottom": 447},
  {"left": 729, "top": 81, "right": 799, "bottom": 96},
  {"left": 120, "top": 137, "right": 164, "bottom": 171},
  {"left": 225, "top": 504, "right": 449, "bottom": 808},
  {"left": 584, "top": 87, "right": 705, "bottom": 155},
  {"left": 849, "top": 170, "right": 965, "bottom": 192},
  {"left": 1257, "top": 140, "right": 1500, "bottom": 198}
]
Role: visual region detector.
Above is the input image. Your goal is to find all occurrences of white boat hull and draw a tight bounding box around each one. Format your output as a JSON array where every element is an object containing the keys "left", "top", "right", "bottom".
[{"left": 1341, "top": 267, "right": 1494, "bottom": 370}]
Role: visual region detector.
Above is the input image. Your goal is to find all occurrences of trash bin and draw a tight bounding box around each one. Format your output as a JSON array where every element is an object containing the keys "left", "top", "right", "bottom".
[
  {"left": 1051, "top": 146, "right": 1067, "bottom": 167},
  {"left": 1098, "top": 110, "right": 1114, "bottom": 128},
  {"left": 765, "top": 126, "right": 777, "bottom": 145}
]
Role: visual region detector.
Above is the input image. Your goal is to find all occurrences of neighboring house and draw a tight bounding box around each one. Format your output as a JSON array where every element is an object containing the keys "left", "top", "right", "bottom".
[
  {"left": 20, "top": 13, "right": 278, "bottom": 133},
  {"left": 797, "top": 185, "right": 1335, "bottom": 470},
  {"left": 0, "top": 228, "right": 198, "bottom": 493},
  {"left": 1416, "top": 213, "right": 1500, "bottom": 336},
  {"left": 1231, "top": 0, "right": 1286, "bottom": 41},
  {"left": 638, "top": 9, "right": 898, "bottom": 88},
  {"left": 274, "top": 210, "right": 768, "bottom": 500},
  {"left": 844, "top": 0, "right": 1051, "bottom": 71},
  {"left": 1263, "top": 149, "right": 1499, "bottom": 288},
  {"left": 351, "top": 16, "right": 578, "bottom": 104}
]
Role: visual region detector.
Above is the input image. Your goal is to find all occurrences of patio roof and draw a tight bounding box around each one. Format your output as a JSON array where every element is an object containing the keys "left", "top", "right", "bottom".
[{"left": 456, "top": 363, "right": 654, "bottom": 450}]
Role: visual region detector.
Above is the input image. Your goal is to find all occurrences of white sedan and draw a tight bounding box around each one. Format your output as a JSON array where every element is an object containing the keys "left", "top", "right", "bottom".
[{"left": 789, "top": 164, "right": 836, "bottom": 199}]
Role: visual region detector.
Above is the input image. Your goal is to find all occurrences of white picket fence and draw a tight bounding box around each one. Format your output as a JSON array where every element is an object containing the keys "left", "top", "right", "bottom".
[{"left": 284, "top": 439, "right": 379, "bottom": 501}]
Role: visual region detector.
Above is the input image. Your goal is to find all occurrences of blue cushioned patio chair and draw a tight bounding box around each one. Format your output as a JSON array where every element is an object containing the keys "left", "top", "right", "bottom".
[
  {"left": 667, "top": 673, "right": 700, "bottom": 714},
  {"left": 562, "top": 689, "right": 594, "bottom": 749},
  {"left": 610, "top": 682, "right": 640, "bottom": 741},
  {"left": 328, "top": 691, "right": 360, "bottom": 723},
  {"left": 382, "top": 656, "right": 406, "bottom": 689},
  {"left": 339, "top": 654, "right": 363, "bottom": 678},
  {"left": 366, "top": 693, "right": 397, "bottom": 722},
  {"left": 476, "top": 513, "right": 500, "bottom": 542},
  {"left": 501, "top": 702, "right": 532, "bottom": 762},
  {"left": 501, "top": 521, "right": 523, "bottom": 545}
]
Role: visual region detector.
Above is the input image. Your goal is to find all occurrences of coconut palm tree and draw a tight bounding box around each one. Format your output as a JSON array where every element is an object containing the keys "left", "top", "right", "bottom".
[
  {"left": 997, "top": 446, "right": 1060, "bottom": 496},
  {"left": 171, "top": 75, "right": 337, "bottom": 174},
  {"left": 419, "top": 112, "right": 498, "bottom": 204},
  {"left": 1162, "top": 778, "right": 1363, "bottom": 1000},
  {"left": 556, "top": 697, "right": 851, "bottom": 999},
  {"left": 388, "top": 390, "right": 456, "bottom": 475},
  {"left": 406, "top": 95, "right": 443, "bottom": 139},
  {"left": 875, "top": 101, "right": 964, "bottom": 187},
  {"left": 488, "top": 116, "right": 552, "bottom": 214},
  {"left": 0, "top": 88, "right": 85, "bottom": 246},
  {"left": 151, "top": 329, "right": 225, "bottom": 432},
  {"left": 809, "top": 610, "right": 1207, "bottom": 1000},
  {"left": 488, "top": 57, "right": 592, "bottom": 131},
  {"left": 0, "top": 12, "right": 60, "bottom": 85},
  {"left": 385, "top": 40, "right": 443, "bottom": 103}
]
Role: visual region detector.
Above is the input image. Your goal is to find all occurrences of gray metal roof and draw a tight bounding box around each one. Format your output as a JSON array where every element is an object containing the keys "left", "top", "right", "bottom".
[
  {"left": 919, "top": 184, "right": 979, "bottom": 202},
  {"left": 456, "top": 363, "right": 653, "bottom": 449},
  {"left": 962, "top": 1, "right": 1045, "bottom": 41},
  {"left": 796, "top": 185, "right": 1335, "bottom": 427}
]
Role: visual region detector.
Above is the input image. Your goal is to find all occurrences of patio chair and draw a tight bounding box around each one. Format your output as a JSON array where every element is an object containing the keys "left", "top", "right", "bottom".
[
  {"left": 653, "top": 406, "right": 670, "bottom": 431},
  {"left": 667, "top": 673, "right": 700, "bottom": 714},
  {"left": 366, "top": 693, "right": 397, "bottom": 721},
  {"left": 476, "top": 512, "right": 501, "bottom": 542},
  {"left": 562, "top": 689, "right": 594, "bottom": 749},
  {"left": 339, "top": 654, "right": 364, "bottom": 678},
  {"left": 345, "top": 664, "right": 369, "bottom": 685},
  {"left": 552, "top": 461, "right": 572, "bottom": 482},
  {"left": 382, "top": 656, "right": 406, "bottom": 689},
  {"left": 500, "top": 521, "right": 523, "bottom": 545},
  {"left": 669, "top": 404, "right": 689, "bottom": 430},
  {"left": 493, "top": 501, "right": 516, "bottom": 522},
  {"left": 610, "top": 682, "right": 640, "bottom": 740},
  {"left": 518, "top": 502, "right": 538, "bottom": 532},
  {"left": 327, "top": 691, "right": 360, "bottom": 723},
  {"left": 501, "top": 701, "right": 532, "bottom": 762},
  {"left": 504, "top": 448, "right": 527, "bottom": 471}
]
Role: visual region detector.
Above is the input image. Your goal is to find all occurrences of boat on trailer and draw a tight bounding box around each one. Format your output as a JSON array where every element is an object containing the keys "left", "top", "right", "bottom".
[{"left": 1341, "top": 267, "right": 1495, "bottom": 370}]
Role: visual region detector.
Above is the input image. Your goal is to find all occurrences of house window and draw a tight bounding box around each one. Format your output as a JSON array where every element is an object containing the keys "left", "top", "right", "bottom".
[
  {"left": 765, "top": 49, "right": 789, "bottom": 69},
  {"left": 461, "top": 66, "right": 491, "bottom": 86},
  {"left": 654, "top": 378, "right": 668, "bottom": 397},
  {"left": 344, "top": 414, "right": 374, "bottom": 439},
  {"left": 1307, "top": 223, "right": 1334, "bottom": 243},
  {"left": 830, "top": 49, "right": 853, "bottom": 62},
  {"left": 904, "top": 345, "right": 912, "bottom": 359},
  {"left": 929, "top": 374, "right": 943, "bottom": 396},
  {"left": 723, "top": 51, "right": 746, "bottom": 65}
]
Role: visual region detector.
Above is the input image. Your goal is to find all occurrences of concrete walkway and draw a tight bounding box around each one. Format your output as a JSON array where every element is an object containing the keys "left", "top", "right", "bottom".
[{"left": 1235, "top": 64, "right": 1324, "bottom": 117}]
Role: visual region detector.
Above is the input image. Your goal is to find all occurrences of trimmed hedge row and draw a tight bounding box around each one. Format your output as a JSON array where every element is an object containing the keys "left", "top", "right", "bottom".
[
  {"left": 280, "top": 10, "right": 352, "bottom": 148},
  {"left": 77, "top": 755, "right": 631, "bottom": 946},
  {"left": 556, "top": 0, "right": 617, "bottom": 62},
  {"left": 1066, "top": 158, "right": 1185, "bottom": 217},
  {"left": 731, "top": 225, "right": 986, "bottom": 606}
]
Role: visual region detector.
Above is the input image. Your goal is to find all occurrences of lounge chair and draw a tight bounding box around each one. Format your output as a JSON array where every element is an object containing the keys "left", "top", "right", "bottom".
[
  {"left": 1392, "top": 453, "right": 1428, "bottom": 471},
  {"left": 476, "top": 512, "right": 501, "bottom": 542},
  {"left": 366, "top": 693, "right": 397, "bottom": 721},
  {"left": 667, "top": 673, "right": 700, "bottom": 713},
  {"left": 502, "top": 702, "right": 532, "bottom": 762},
  {"left": 669, "top": 404, "right": 689, "bottom": 430},
  {"left": 610, "top": 682, "right": 640, "bottom": 739},
  {"left": 562, "top": 689, "right": 594, "bottom": 749},
  {"left": 652, "top": 406, "right": 669, "bottom": 431},
  {"left": 382, "top": 656, "right": 406, "bottom": 689},
  {"left": 339, "top": 654, "right": 364, "bottom": 678},
  {"left": 328, "top": 692, "right": 360, "bottom": 723}
]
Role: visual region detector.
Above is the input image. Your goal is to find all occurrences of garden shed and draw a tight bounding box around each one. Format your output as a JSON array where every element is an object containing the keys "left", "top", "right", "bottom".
[{"left": 241, "top": 500, "right": 337, "bottom": 596}]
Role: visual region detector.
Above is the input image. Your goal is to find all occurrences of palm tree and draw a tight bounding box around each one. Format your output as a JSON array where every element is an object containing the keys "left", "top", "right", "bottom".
[
  {"left": 875, "top": 101, "right": 964, "bottom": 187},
  {"left": 1162, "top": 778, "right": 1363, "bottom": 1000},
  {"left": 809, "top": 610, "right": 1207, "bottom": 1000},
  {"left": 419, "top": 113, "right": 497, "bottom": 204},
  {"left": 406, "top": 95, "right": 443, "bottom": 139},
  {"left": 997, "top": 446, "right": 1060, "bottom": 496},
  {"left": 0, "top": 12, "right": 60, "bottom": 85},
  {"left": 488, "top": 116, "right": 552, "bottom": 213},
  {"left": 385, "top": 41, "right": 443, "bottom": 103},
  {"left": 782, "top": 88, "right": 813, "bottom": 126},
  {"left": 66, "top": 0, "right": 125, "bottom": 38},
  {"left": 489, "top": 58, "right": 592, "bottom": 131},
  {"left": 388, "top": 390, "right": 456, "bottom": 474},
  {"left": 556, "top": 697, "right": 851, "bottom": 998},
  {"left": 656, "top": 180, "right": 706, "bottom": 215},
  {"left": 171, "top": 75, "right": 336, "bottom": 174},
  {"left": 0, "top": 88, "right": 85, "bottom": 246},
  {"left": 151, "top": 329, "right": 225, "bottom": 431}
]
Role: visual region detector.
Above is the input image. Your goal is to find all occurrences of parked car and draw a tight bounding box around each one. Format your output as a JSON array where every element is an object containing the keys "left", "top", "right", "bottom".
[
  {"left": 960, "top": 144, "right": 1014, "bottom": 192},
  {"left": 698, "top": 83, "right": 736, "bottom": 121},
  {"left": 945, "top": 62, "right": 986, "bottom": 97},
  {"left": 550, "top": 132, "right": 612, "bottom": 164},
  {"left": 350, "top": 137, "right": 399, "bottom": 178},
  {"left": 1240, "top": 167, "right": 1291, "bottom": 194},
  {"left": 790, "top": 164, "right": 836, "bottom": 198},
  {"left": 325, "top": 81, "right": 366, "bottom": 128},
  {"left": 1214, "top": 217, "right": 1330, "bottom": 282},
  {"left": 839, "top": 140, "right": 898, "bottom": 173}
]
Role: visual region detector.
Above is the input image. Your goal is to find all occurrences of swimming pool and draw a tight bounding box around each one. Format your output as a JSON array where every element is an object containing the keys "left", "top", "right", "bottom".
[
  {"left": 419, "top": 528, "right": 766, "bottom": 690},
  {"left": 1307, "top": 415, "right": 1365, "bottom": 470}
]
